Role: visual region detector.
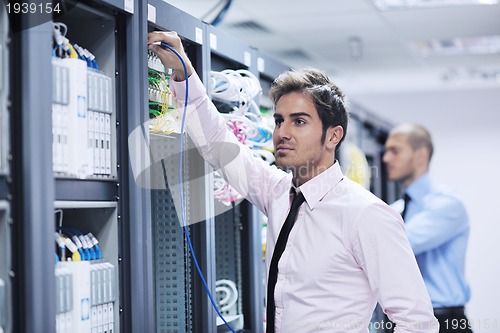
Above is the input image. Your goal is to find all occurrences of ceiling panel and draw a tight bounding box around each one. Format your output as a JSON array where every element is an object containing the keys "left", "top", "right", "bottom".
[
  {"left": 229, "top": 0, "right": 375, "bottom": 19},
  {"left": 380, "top": 5, "right": 500, "bottom": 39},
  {"left": 161, "top": 0, "right": 500, "bottom": 127},
  {"left": 160, "top": 0, "right": 500, "bottom": 164},
  {"left": 163, "top": 0, "right": 220, "bottom": 19}
]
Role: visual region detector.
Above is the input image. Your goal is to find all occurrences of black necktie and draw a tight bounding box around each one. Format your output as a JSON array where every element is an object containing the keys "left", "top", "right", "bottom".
[
  {"left": 401, "top": 193, "right": 411, "bottom": 220},
  {"left": 266, "top": 190, "right": 305, "bottom": 333}
]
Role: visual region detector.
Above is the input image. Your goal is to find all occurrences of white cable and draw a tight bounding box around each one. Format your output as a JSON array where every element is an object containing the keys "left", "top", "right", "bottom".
[
  {"left": 215, "top": 279, "right": 239, "bottom": 312},
  {"left": 236, "top": 69, "right": 261, "bottom": 98},
  {"left": 52, "top": 22, "right": 66, "bottom": 47},
  {"left": 210, "top": 69, "right": 263, "bottom": 117},
  {"left": 210, "top": 71, "right": 243, "bottom": 104},
  {"left": 210, "top": 69, "right": 275, "bottom": 204},
  {"left": 222, "top": 113, "right": 259, "bottom": 140}
]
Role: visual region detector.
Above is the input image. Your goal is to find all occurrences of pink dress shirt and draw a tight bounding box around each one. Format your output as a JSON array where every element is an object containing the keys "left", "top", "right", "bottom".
[{"left": 172, "top": 73, "right": 438, "bottom": 333}]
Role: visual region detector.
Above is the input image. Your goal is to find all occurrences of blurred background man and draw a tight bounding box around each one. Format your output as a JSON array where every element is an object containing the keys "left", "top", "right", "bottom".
[{"left": 383, "top": 123, "right": 473, "bottom": 333}]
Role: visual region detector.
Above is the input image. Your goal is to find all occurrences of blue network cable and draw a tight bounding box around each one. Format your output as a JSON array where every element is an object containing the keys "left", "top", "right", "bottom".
[
  {"left": 211, "top": 0, "right": 233, "bottom": 26},
  {"left": 157, "top": 41, "right": 237, "bottom": 333},
  {"left": 60, "top": 227, "right": 88, "bottom": 260}
]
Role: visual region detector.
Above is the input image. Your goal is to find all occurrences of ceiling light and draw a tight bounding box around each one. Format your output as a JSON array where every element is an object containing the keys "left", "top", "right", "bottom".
[
  {"left": 373, "top": 0, "right": 498, "bottom": 10},
  {"left": 442, "top": 67, "right": 500, "bottom": 83},
  {"left": 412, "top": 36, "right": 500, "bottom": 56}
]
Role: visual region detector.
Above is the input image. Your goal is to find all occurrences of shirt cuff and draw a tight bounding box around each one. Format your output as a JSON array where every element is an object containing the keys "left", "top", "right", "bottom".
[{"left": 170, "top": 71, "right": 207, "bottom": 105}]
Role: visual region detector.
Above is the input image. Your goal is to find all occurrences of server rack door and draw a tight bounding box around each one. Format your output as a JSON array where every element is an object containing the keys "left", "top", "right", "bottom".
[
  {"left": 146, "top": 2, "right": 209, "bottom": 332},
  {"left": 0, "top": 8, "right": 11, "bottom": 333},
  {"left": 0, "top": 204, "right": 11, "bottom": 333},
  {"left": 10, "top": 17, "right": 55, "bottom": 333}
]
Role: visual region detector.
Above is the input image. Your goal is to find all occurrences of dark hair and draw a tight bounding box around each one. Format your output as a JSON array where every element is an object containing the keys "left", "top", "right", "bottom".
[{"left": 270, "top": 67, "right": 349, "bottom": 152}]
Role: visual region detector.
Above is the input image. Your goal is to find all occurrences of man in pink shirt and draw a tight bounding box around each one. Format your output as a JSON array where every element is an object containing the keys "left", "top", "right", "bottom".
[{"left": 148, "top": 31, "right": 438, "bottom": 333}]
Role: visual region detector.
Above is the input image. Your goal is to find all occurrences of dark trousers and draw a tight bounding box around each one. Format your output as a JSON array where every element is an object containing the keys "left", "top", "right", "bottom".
[{"left": 434, "top": 307, "right": 473, "bottom": 333}]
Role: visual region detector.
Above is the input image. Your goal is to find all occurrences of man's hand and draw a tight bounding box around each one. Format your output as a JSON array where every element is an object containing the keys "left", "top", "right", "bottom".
[{"left": 148, "top": 31, "right": 195, "bottom": 81}]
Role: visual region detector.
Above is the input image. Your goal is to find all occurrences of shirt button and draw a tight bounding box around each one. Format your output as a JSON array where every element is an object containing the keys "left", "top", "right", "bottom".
[{"left": 276, "top": 308, "right": 282, "bottom": 314}]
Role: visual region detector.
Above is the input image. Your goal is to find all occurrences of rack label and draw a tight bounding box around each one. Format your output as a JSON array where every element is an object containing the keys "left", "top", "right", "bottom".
[
  {"left": 147, "top": 4, "right": 156, "bottom": 23},
  {"left": 210, "top": 33, "right": 217, "bottom": 50},
  {"left": 258, "top": 57, "right": 265, "bottom": 73},
  {"left": 244, "top": 51, "right": 251, "bottom": 68},
  {"left": 195, "top": 27, "right": 203, "bottom": 45},
  {"left": 124, "top": 0, "right": 134, "bottom": 14}
]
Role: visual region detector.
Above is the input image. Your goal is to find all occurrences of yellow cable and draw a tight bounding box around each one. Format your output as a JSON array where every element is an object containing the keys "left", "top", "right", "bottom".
[
  {"left": 67, "top": 42, "right": 78, "bottom": 59},
  {"left": 72, "top": 250, "right": 81, "bottom": 261}
]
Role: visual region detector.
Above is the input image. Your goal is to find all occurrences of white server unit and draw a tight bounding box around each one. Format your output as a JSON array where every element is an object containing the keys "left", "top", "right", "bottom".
[
  {"left": 55, "top": 259, "right": 116, "bottom": 333},
  {"left": 55, "top": 265, "right": 73, "bottom": 333},
  {"left": 52, "top": 35, "right": 117, "bottom": 180},
  {"left": 87, "top": 70, "right": 113, "bottom": 177},
  {"left": 56, "top": 261, "right": 91, "bottom": 333},
  {"left": 52, "top": 58, "right": 93, "bottom": 178},
  {"left": 90, "top": 262, "right": 116, "bottom": 333}
]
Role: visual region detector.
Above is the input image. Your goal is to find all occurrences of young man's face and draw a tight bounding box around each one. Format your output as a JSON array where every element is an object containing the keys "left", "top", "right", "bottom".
[
  {"left": 383, "top": 133, "right": 419, "bottom": 184},
  {"left": 273, "top": 91, "right": 337, "bottom": 184}
]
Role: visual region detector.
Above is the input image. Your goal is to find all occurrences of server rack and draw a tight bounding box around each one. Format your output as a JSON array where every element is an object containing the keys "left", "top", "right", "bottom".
[
  {"left": 120, "top": 1, "right": 156, "bottom": 332},
  {"left": 51, "top": 2, "right": 125, "bottom": 333},
  {"left": 7, "top": 0, "right": 148, "bottom": 332},
  {"left": 146, "top": 2, "right": 211, "bottom": 332}
]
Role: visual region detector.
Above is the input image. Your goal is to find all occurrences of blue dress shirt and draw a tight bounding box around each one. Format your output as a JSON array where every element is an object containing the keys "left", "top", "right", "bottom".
[{"left": 392, "top": 173, "right": 471, "bottom": 308}]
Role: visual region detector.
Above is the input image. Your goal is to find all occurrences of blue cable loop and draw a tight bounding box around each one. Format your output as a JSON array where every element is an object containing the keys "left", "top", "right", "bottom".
[{"left": 159, "top": 41, "right": 237, "bottom": 333}]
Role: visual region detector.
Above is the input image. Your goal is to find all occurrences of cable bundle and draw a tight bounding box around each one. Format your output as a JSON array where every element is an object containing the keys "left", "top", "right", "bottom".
[
  {"left": 210, "top": 69, "right": 274, "bottom": 204},
  {"left": 222, "top": 114, "right": 274, "bottom": 164},
  {"left": 55, "top": 210, "right": 103, "bottom": 263},
  {"left": 148, "top": 51, "right": 181, "bottom": 135},
  {"left": 52, "top": 22, "right": 98, "bottom": 69},
  {"left": 210, "top": 69, "right": 262, "bottom": 120},
  {"left": 55, "top": 228, "right": 103, "bottom": 263},
  {"left": 73, "top": 43, "right": 98, "bottom": 69},
  {"left": 213, "top": 171, "right": 243, "bottom": 206},
  {"left": 52, "top": 22, "right": 74, "bottom": 59}
]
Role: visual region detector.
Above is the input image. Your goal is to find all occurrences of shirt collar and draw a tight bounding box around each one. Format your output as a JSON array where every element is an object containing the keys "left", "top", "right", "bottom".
[
  {"left": 297, "top": 161, "right": 344, "bottom": 210},
  {"left": 406, "top": 173, "right": 432, "bottom": 203}
]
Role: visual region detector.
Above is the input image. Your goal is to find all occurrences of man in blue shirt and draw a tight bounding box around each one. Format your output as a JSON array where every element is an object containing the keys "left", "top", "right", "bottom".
[{"left": 383, "top": 123, "right": 473, "bottom": 333}]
